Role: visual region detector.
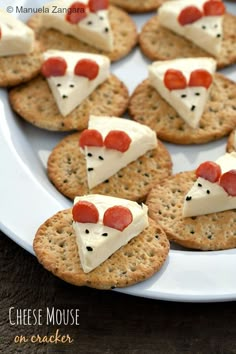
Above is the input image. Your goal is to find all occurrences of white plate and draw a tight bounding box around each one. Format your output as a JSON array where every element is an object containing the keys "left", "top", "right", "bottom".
[{"left": 1, "top": 0, "right": 236, "bottom": 302}]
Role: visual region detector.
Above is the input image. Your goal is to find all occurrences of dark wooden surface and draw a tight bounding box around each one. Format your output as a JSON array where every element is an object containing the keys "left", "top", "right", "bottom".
[{"left": 1, "top": 230, "right": 236, "bottom": 354}]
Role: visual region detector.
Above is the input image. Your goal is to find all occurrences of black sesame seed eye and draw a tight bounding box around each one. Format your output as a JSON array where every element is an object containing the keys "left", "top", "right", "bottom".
[
  {"left": 86, "top": 246, "right": 93, "bottom": 251},
  {"left": 99, "top": 156, "right": 104, "bottom": 160},
  {"left": 216, "top": 34, "right": 221, "bottom": 38},
  {"left": 195, "top": 92, "right": 200, "bottom": 96},
  {"left": 181, "top": 94, "right": 187, "bottom": 98},
  {"left": 198, "top": 183, "right": 202, "bottom": 187},
  {"left": 88, "top": 167, "right": 94, "bottom": 172},
  {"left": 186, "top": 196, "right": 192, "bottom": 201},
  {"left": 206, "top": 190, "right": 210, "bottom": 194},
  {"left": 102, "top": 233, "right": 108, "bottom": 237},
  {"left": 87, "top": 21, "right": 93, "bottom": 25},
  {"left": 104, "top": 27, "right": 109, "bottom": 32},
  {"left": 69, "top": 84, "right": 74, "bottom": 88},
  {"left": 57, "top": 83, "right": 61, "bottom": 87},
  {"left": 62, "top": 95, "right": 68, "bottom": 99},
  {"left": 87, "top": 153, "right": 93, "bottom": 157},
  {"left": 191, "top": 105, "right": 196, "bottom": 111},
  {"left": 202, "top": 25, "right": 206, "bottom": 29},
  {"left": 85, "top": 229, "right": 89, "bottom": 234}
]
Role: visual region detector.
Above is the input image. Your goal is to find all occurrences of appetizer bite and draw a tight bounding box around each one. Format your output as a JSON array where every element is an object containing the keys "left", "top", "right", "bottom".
[
  {"left": 33, "top": 194, "right": 170, "bottom": 289},
  {"left": 139, "top": 0, "right": 236, "bottom": 68},
  {"left": 9, "top": 50, "right": 129, "bottom": 131},
  {"left": 147, "top": 152, "right": 236, "bottom": 250},
  {"left": 47, "top": 115, "right": 172, "bottom": 201},
  {"left": 0, "top": 9, "right": 42, "bottom": 87}
]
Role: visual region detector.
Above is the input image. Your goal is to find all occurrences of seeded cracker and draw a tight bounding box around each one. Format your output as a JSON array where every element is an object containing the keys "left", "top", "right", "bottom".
[
  {"left": 139, "top": 13, "right": 236, "bottom": 69},
  {"left": 109, "top": 0, "right": 165, "bottom": 13},
  {"left": 128, "top": 73, "right": 236, "bottom": 145},
  {"left": 146, "top": 171, "right": 236, "bottom": 251},
  {"left": 9, "top": 75, "right": 129, "bottom": 131},
  {"left": 33, "top": 209, "right": 169, "bottom": 289},
  {"left": 0, "top": 42, "right": 42, "bottom": 87},
  {"left": 47, "top": 131, "right": 172, "bottom": 202},
  {"left": 27, "top": 6, "right": 137, "bottom": 62},
  {"left": 226, "top": 129, "right": 236, "bottom": 153}
]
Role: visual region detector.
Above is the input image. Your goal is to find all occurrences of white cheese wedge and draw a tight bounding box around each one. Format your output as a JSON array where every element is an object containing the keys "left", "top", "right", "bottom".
[
  {"left": 158, "top": 0, "right": 224, "bottom": 57},
  {"left": 148, "top": 57, "right": 216, "bottom": 128},
  {"left": 183, "top": 152, "right": 236, "bottom": 217},
  {"left": 0, "top": 9, "right": 34, "bottom": 56},
  {"left": 40, "top": 0, "right": 113, "bottom": 51},
  {"left": 82, "top": 115, "right": 158, "bottom": 189},
  {"left": 43, "top": 50, "right": 110, "bottom": 116},
  {"left": 73, "top": 194, "right": 149, "bottom": 273}
]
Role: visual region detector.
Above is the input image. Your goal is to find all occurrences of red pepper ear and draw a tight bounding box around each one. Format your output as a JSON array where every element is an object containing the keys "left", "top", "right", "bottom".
[
  {"left": 219, "top": 170, "right": 236, "bottom": 196},
  {"left": 88, "top": 0, "right": 109, "bottom": 12},
  {"left": 103, "top": 206, "right": 133, "bottom": 231},
  {"left": 79, "top": 129, "right": 104, "bottom": 149},
  {"left": 65, "top": 2, "right": 88, "bottom": 24},
  {"left": 41, "top": 57, "right": 67, "bottom": 78},
  {"left": 189, "top": 69, "right": 213, "bottom": 89},
  {"left": 104, "top": 130, "right": 131, "bottom": 152},
  {"left": 164, "top": 69, "right": 187, "bottom": 90},
  {"left": 72, "top": 201, "right": 99, "bottom": 223},
  {"left": 74, "top": 59, "right": 99, "bottom": 80},
  {"left": 203, "top": 0, "right": 225, "bottom": 16},
  {"left": 196, "top": 161, "right": 221, "bottom": 183},
  {"left": 178, "top": 6, "right": 203, "bottom": 26}
]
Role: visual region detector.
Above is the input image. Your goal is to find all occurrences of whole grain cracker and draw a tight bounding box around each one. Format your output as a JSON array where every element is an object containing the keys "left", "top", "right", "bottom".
[
  {"left": 0, "top": 42, "right": 42, "bottom": 87},
  {"left": 146, "top": 171, "right": 236, "bottom": 251},
  {"left": 47, "top": 131, "right": 172, "bottom": 202},
  {"left": 128, "top": 74, "right": 236, "bottom": 145},
  {"left": 109, "top": 0, "right": 165, "bottom": 13},
  {"left": 226, "top": 129, "right": 236, "bottom": 153},
  {"left": 139, "top": 13, "right": 236, "bottom": 69},
  {"left": 33, "top": 209, "right": 169, "bottom": 289},
  {"left": 9, "top": 75, "right": 129, "bottom": 131},
  {"left": 27, "top": 6, "right": 137, "bottom": 62}
]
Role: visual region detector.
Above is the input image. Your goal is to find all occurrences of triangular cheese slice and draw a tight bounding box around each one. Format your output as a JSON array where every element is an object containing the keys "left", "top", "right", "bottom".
[
  {"left": 158, "top": 0, "right": 224, "bottom": 57},
  {"left": 42, "top": 50, "right": 110, "bottom": 116},
  {"left": 183, "top": 152, "right": 236, "bottom": 217},
  {"left": 73, "top": 194, "right": 149, "bottom": 273},
  {"left": 148, "top": 57, "right": 216, "bottom": 128},
  {"left": 41, "top": 0, "right": 113, "bottom": 51},
  {"left": 0, "top": 9, "right": 34, "bottom": 56},
  {"left": 81, "top": 115, "right": 158, "bottom": 189}
]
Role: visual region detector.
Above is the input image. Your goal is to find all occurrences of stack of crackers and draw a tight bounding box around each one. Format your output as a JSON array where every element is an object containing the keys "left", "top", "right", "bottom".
[{"left": 3, "top": 0, "right": 236, "bottom": 291}]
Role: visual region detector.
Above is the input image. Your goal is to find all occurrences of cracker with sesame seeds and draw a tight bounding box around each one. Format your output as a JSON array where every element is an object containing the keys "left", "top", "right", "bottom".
[
  {"left": 0, "top": 42, "right": 42, "bottom": 87},
  {"left": 139, "top": 13, "right": 236, "bottom": 69},
  {"left": 146, "top": 171, "right": 236, "bottom": 251},
  {"left": 47, "top": 131, "right": 172, "bottom": 202},
  {"left": 128, "top": 73, "right": 236, "bottom": 145},
  {"left": 27, "top": 6, "right": 137, "bottom": 62},
  {"left": 109, "top": 0, "right": 165, "bottom": 13},
  {"left": 9, "top": 74, "right": 129, "bottom": 131},
  {"left": 226, "top": 129, "right": 236, "bottom": 153},
  {"left": 33, "top": 209, "right": 169, "bottom": 289}
]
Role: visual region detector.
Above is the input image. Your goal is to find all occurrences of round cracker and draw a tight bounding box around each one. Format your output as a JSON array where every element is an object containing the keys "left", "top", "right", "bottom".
[
  {"left": 33, "top": 209, "right": 169, "bottom": 289},
  {"left": 226, "top": 129, "right": 236, "bottom": 153},
  {"left": 139, "top": 13, "right": 236, "bottom": 69},
  {"left": 146, "top": 171, "right": 236, "bottom": 251},
  {"left": 47, "top": 131, "right": 172, "bottom": 202},
  {"left": 0, "top": 42, "right": 42, "bottom": 87},
  {"left": 128, "top": 74, "right": 236, "bottom": 145},
  {"left": 109, "top": 0, "right": 164, "bottom": 13},
  {"left": 9, "top": 74, "right": 129, "bottom": 131},
  {"left": 27, "top": 6, "right": 137, "bottom": 62}
]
